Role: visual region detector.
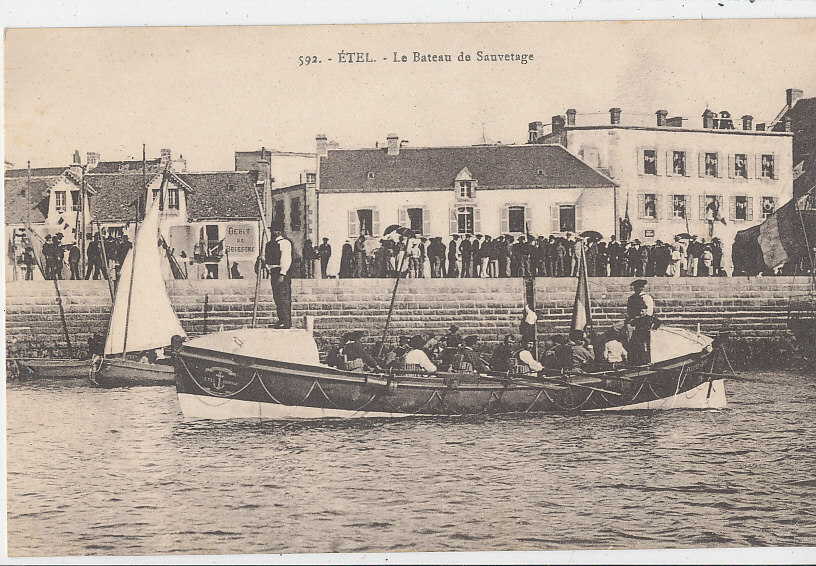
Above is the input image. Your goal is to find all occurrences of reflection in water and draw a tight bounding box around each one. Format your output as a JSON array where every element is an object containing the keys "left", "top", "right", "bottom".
[{"left": 6, "top": 371, "right": 816, "bottom": 556}]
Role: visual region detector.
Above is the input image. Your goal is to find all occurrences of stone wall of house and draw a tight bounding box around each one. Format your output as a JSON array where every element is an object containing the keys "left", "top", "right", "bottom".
[{"left": 5, "top": 277, "right": 813, "bottom": 366}]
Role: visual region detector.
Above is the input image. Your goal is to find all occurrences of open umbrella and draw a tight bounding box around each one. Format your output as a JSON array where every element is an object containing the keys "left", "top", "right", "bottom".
[
  {"left": 579, "top": 230, "right": 603, "bottom": 241},
  {"left": 383, "top": 224, "right": 415, "bottom": 242},
  {"left": 674, "top": 232, "right": 693, "bottom": 240}
]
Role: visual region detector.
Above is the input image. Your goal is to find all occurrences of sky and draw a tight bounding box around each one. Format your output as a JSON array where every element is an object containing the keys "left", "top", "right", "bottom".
[{"left": 4, "top": 19, "right": 816, "bottom": 172}]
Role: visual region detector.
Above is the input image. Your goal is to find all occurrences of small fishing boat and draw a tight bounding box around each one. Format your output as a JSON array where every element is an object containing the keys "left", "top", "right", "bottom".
[
  {"left": 174, "top": 228, "right": 729, "bottom": 419},
  {"left": 15, "top": 358, "right": 93, "bottom": 380},
  {"left": 90, "top": 182, "right": 187, "bottom": 388}
]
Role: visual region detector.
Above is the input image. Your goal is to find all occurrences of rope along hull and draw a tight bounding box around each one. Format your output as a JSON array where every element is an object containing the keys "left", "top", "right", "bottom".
[
  {"left": 90, "top": 358, "right": 175, "bottom": 388},
  {"left": 174, "top": 345, "right": 727, "bottom": 420}
]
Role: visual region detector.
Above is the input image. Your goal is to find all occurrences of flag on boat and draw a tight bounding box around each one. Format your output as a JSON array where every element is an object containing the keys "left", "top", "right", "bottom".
[
  {"left": 104, "top": 198, "right": 186, "bottom": 355},
  {"left": 570, "top": 241, "right": 592, "bottom": 332}
]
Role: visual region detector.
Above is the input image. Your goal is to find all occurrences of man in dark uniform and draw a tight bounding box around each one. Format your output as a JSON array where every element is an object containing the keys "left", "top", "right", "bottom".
[
  {"left": 625, "top": 279, "right": 658, "bottom": 365},
  {"left": 318, "top": 237, "right": 332, "bottom": 278},
  {"left": 264, "top": 227, "right": 293, "bottom": 328},
  {"left": 447, "top": 235, "right": 460, "bottom": 278},
  {"left": 459, "top": 234, "right": 472, "bottom": 278},
  {"left": 338, "top": 330, "right": 381, "bottom": 371}
]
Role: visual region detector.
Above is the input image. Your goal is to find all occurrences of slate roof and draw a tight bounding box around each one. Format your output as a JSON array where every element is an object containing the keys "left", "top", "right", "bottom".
[
  {"left": 176, "top": 171, "right": 260, "bottom": 221},
  {"left": 774, "top": 98, "right": 816, "bottom": 198},
  {"left": 84, "top": 173, "right": 156, "bottom": 222},
  {"left": 90, "top": 158, "right": 163, "bottom": 174},
  {"left": 319, "top": 144, "right": 616, "bottom": 193},
  {"left": 4, "top": 166, "right": 67, "bottom": 178},
  {"left": 4, "top": 175, "right": 62, "bottom": 224}
]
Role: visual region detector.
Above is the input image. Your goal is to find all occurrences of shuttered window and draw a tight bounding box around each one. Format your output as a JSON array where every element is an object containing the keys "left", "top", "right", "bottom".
[
  {"left": 348, "top": 208, "right": 379, "bottom": 237},
  {"left": 449, "top": 206, "right": 478, "bottom": 234},
  {"left": 502, "top": 205, "right": 528, "bottom": 234}
]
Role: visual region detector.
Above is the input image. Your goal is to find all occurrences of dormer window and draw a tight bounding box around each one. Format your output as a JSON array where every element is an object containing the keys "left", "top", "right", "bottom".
[
  {"left": 367, "top": 172, "right": 375, "bottom": 180},
  {"left": 458, "top": 181, "right": 474, "bottom": 199},
  {"left": 454, "top": 167, "right": 476, "bottom": 200},
  {"left": 306, "top": 172, "right": 316, "bottom": 183},
  {"left": 536, "top": 169, "right": 544, "bottom": 176}
]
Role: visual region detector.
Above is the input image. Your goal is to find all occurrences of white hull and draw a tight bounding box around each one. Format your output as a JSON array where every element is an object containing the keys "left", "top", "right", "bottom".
[
  {"left": 177, "top": 393, "right": 412, "bottom": 420},
  {"left": 177, "top": 378, "right": 727, "bottom": 420},
  {"left": 591, "top": 379, "right": 727, "bottom": 411}
]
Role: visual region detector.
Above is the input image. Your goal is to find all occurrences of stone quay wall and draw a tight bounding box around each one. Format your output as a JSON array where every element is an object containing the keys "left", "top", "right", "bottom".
[{"left": 5, "top": 277, "right": 813, "bottom": 366}]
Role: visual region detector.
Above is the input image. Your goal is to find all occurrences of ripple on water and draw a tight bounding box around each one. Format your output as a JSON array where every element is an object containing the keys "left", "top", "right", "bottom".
[{"left": 5, "top": 369, "right": 816, "bottom": 555}]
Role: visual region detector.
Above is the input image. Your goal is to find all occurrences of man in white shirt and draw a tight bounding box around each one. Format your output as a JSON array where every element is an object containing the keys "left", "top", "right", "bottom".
[
  {"left": 516, "top": 339, "right": 543, "bottom": 373},
  {"left": 402, "top": 335, "right": 437, "bottom": 373},
  {"left": 265, "top": 227, "right": 293, "bottom": 329}
]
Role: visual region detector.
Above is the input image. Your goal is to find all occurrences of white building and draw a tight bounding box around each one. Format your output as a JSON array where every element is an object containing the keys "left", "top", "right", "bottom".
[
  {"left": 314, "top": 135, "right": 617, "bottom": 275},
  {"left": 531, "top": 107, "right": 794, "bottom": 272}
]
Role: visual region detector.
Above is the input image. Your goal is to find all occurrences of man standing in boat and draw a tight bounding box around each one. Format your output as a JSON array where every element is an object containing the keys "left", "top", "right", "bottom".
[
  {"left": 625, "top": 279, "right": 657, "bottom": 365},
  {"left": 265, "top": 227, "right": 293, "bottom": 329}
]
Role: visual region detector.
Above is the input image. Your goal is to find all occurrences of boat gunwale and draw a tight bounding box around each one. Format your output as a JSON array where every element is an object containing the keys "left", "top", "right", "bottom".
[{"left": 177, "top": 342, "right": 714, "bottom": 392}]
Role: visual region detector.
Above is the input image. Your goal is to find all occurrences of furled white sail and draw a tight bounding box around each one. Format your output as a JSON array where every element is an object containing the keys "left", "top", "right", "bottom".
[{"left": 104, "top": 199, "right": 186, "bottom": 355}]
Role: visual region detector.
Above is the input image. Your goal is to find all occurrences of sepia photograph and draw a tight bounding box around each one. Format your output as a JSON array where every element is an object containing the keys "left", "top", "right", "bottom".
[{"left": 3, "top": 6, "right": 816, "bottom": 563}]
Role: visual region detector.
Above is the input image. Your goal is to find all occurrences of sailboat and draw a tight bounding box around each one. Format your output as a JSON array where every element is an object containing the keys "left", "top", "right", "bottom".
[
  {"left": 89, "top": 196, "right": 187, "bottom": 387},
  {"left": 173, "top": 233, "right": 728, "bottom": 419}
]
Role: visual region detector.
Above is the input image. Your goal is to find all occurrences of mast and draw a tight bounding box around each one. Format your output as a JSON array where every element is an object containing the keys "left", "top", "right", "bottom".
[{"left": 251, "top": 181, "right": 271, "bottom": 327}]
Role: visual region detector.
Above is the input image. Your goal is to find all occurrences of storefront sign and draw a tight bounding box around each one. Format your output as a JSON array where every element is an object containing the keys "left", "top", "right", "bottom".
[
  {"left": 224, "top": 223, "right": 258, "bottom": 256},
  {"left": 644, "top": 229, "right": 655, "bottom": 238}
]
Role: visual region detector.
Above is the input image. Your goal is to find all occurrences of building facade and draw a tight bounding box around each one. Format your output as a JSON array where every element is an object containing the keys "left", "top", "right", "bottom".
[
  {"left": 531, "top": 107, "right": 794, "bottom": 273},
  {"left": 5, "top": 149, "right": 264, "bottom": 281},
  {"left": 314, "top": 135, "right": 617, "bottom": 276}
]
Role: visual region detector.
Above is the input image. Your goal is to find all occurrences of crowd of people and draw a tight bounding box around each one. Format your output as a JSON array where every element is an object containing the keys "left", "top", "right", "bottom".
[
  {"left": 300, "top": 232, "right": 730, "bottom": 279},
  {"left": 324, "top": 279, "right": 659, "bottom": 377},
  {"left": 8, "top": 230, "right": 132, "bottom": 281}
]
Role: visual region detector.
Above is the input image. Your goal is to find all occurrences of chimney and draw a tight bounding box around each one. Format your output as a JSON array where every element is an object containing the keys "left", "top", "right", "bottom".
[
  {"left": 666, "top": 116, "right": 684, "bottom": 128},
  {"left": 551, "top": 115, "right": 565, "bottom": 135},
  {"left": 787, "top": 88, "right": 804, "bottom": 108},
  {"left": 160, "top": 148, "right": 172, "bottom": 168},
  {"left": 656, "top": 110, "right": 668, "bottom": 127},
  {"left": 702, "top": 109, "right": 716, "bottom": 129},
  {"left": 257, "top": 159, "right": 271, "bottom": 187},
  {"left": 386, "top": 133, "right": 399, "bottom": 156},
  {"left": 328, "top": 140, "right": 340, "bottom": 151},
  {"left": 315, "top": 134, "right": 328, "bottom": 157},
  {"left": 741, "top": 115, "right": 753, "bottom": 131},
  {"left": 609, "top": 108, "right": 621, "bottom": 125},
  {"left": 566, "top": 109, "right": 577, "bottom": 126},
  {"left": 784, "top": 115, "right": 793, "bottom": 132},
  {"left": 86, "top": 152, "right": 100, "bottom": 170},
  {"left": 528, "top": 121, "right": 544, "bottom": 143},
  {"left": 756, "top": 123, "right": 766, "bottom": 132},
  {"left": 72, "top": 150, "right": 81, "bottom": 165}
]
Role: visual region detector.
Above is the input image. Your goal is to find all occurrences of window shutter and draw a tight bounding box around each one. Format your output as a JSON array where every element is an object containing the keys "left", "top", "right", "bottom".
[
  {"left": 755, "top": 155, "right": 762, "bottom": 179},
  {"left": 728, "top": 154, "right": 735, "bottom": 178},
  {"left": 637, "top": 149, "right": 644, "bottom": 176},
  {"left": 685, "top": 194, "right": 692, "bottom": 218},
  {"left": 473, "top": 207, "right": 481, "bottom": 234},
  {"left": 550, "top": 205, "right": 559, "bottom": 233},
  {"left": 422, "top": 207, "right": 431, "bottom": 235},
  {"left": 698, "top": 153, "right": 705, "bottom": 177},
  {"left": 718, "top": 195, "right": 724, "bottom": 219},
  {"left": 665, "top": 151, "right": 673, "bottom": 177},
  {"left": 398, "top": 207, "right": 408, "bottom": 227},
  {"left": 449, "top": 208, "right": 458, "bottom": 235},
  {"left": 772, "top": 154, "right": 778, "bottom": 179},
  {"left": 576, "top": 205, "right": 583, "bottom": 232},
  {"left": 637, "top": 194, "right": 645, "bottom": 219},
  {"left": 524, "top": 206, "right": 532, "bottom": 234},
  {"left": 699, "top": 195, "right": 706, "bottom": 220},
  {"left": 500, "top": 206, "right": 509, "bottom": 234},
  {"left": 655, "top": 194, "right": 662, "bottom": 220},
  {"left": 745, "top": 154, "right": 753, "bottom": 179},
  {"left": 747, "top": 197, "right": 754, "bottom": 221},
  {"left": 371, "top": 208, "right": 380, "bottom": 236},
  {"left": 667, "top": 194, "right": 675, "bottom": 219},
  {"left": 348, "top": 210, "right": 359, "bottom": 238},
  {"left": 714, "top": 153, "right": 721, "bottom": 177},
  {"left": 729, "top": 196, "right": 736, "bottom": 221}
]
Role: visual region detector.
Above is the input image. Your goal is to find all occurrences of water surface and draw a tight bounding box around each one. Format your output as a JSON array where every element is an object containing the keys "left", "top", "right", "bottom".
[{"left": 6, "top": 370, "right": 816, "bottom": 555}]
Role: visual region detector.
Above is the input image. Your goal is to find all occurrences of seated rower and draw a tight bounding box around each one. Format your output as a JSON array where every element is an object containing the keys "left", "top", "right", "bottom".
[
  {"left": 399, "top": 335, "right": 437, "bottom": 373},
  {"left": 490, "top": 334, "right": 516, "bottom": 373},
  {"left": 512, "top": 338, "right": 543, "bottom": 375},
  {"left": 554, "top": 329, "right": 595, "bottom": 373},
  {"left": 383, "top": 335, "right": 410, "bottom": 368},
  {"left": 338, "top": 330, "right": 381, "bottom": 372},
  {"left": 452, "top": 335, "right": 490, "bottom": 374}
]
